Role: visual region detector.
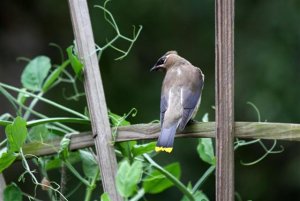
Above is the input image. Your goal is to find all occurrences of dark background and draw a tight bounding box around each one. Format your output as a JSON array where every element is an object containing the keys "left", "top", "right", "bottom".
[{"left": 0, "top": 0, "right": 300, "bottom": 200}]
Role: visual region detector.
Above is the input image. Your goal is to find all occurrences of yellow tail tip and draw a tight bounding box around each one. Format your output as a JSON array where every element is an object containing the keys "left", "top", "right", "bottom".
[{"left": 155, "top": 146, "right": 173, "bottom": 153}]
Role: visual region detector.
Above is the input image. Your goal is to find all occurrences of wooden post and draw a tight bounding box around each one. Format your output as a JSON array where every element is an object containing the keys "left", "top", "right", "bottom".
[
  {"left": 0, "top": 174, "right": 6, "bottom": 201},
  {"left": 215, "top": 0, "right": 235, "bottom": 200},
  {"left": 68, "top": 0, "right": 122, "bottom": 200}
]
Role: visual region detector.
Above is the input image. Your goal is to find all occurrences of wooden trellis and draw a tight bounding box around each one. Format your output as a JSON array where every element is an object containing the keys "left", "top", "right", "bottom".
[
  {"left": 66, "top": 0, "right": 261, "bottom": 200},
  {"left": 67, "top": 0, "right": 236, "bottom": 199},
  {"left": 3, "top": 0, "right": 299, "bottom": 201}
]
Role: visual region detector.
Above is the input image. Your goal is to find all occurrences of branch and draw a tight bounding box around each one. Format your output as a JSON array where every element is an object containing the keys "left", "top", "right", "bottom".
[{"left": 22, "top": 122, "right": 300, "bottom": 157}]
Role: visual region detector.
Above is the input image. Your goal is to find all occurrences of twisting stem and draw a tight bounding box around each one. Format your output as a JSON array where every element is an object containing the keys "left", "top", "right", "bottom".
[
  {"left": 19, "top": 149, "right": 68, "bottom": 200},
  {"left": 0, "top": 82, "right": 88, "bottom": 119},
  {"left": 60, "top": 163, "right": 67, "bottom": 201},
  {"left": 0, "top": 87, "right": 75, "bottom": 132},
  {"left": 94, "top": 0, "right": 142, "bottom": 61},
  {"left": 143, "top": 154, "right": 195, "bottom": 201},
  {"left": 64, "top": 160, "right": 90, "bottom": 187},
  {"left": 192, "top": 165, "right": 215, "bottom": 193},
  {"left": 84, "top": 170, "right": 99, "bottom": 201},
  {"left": 24, "top": 91, "right": 43, "bottom": 120},
  {"left": 129, "top": 189, "right": 145, "bottom": 201}
]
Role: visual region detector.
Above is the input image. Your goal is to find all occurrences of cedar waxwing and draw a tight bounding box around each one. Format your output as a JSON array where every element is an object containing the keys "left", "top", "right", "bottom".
[{"left": 150, "top": 51, "right": 204, "bottom": 153}]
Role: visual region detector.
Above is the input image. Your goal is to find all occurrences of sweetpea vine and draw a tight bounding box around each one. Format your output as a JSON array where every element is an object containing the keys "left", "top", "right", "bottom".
[{"left": 0, "top": 1, "right": 283, "bottom": 201}]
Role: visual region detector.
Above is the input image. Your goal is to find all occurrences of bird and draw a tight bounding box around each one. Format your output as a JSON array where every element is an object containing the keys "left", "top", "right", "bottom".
[{"left": 150, "top": 51, "right": 204, "bottom": 153}]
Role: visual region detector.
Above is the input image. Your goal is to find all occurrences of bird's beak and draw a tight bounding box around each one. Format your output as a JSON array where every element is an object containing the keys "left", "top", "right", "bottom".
[{"left": 150, "top": 65, "right": 164, "bottom": 72}]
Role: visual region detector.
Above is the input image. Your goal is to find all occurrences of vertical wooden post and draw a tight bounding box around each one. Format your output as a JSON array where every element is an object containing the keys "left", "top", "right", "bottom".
[
  {"left": 215, "top": 0, "right": 235, "bottom": 200},
  {"left": 0, "top": 174, "right": 6, "bottom": 201},
  {"left": 68, "top": 1, "right": 122, "bottom": 200}
]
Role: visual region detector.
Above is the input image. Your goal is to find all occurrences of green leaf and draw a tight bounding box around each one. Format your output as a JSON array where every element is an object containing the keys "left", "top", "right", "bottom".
[
  {"left": 181, "top": 190, "right": 209, "bottom": 201},
  {"left": 197, "top": 138, "right": 215, "bottom": 165},
  {"left": 132, "top": 142, "right": 156, "bottom": 156},
  {"left": 143, "top": 162, "right": 181, "bottom": 194},
  {"left": 21, "top": 56, "right": 51, "bottom": 91},
  {"left": 100, "top": 192, "right": 111, "bottom": 201},
  {"left": 4, "top": 183, "right": 22, "bottom": 201},
  {"left": 116, "top": 160, "right": 143, "bottom": 198},
  {"left": 42, "top": 60, "right": 70, "bottom": 92},
  {"left": 28, "top": 124, "right": 51, "bottom": 142},
  {"left": 118, "top": 141, "right": 136, "bottom": 159},
  {"left": 79, "top": 150, "right": 100, "bottom": 180},
  {"left": 45, "top": 152, "right": 81, "bottom": 171},
  {"left": 58, "top": 134, "right": 71, "bottom": 160},
  {"left": 108, "top": 111, "right": 130, "bottom": 126},
  {"left": 45, "top": 156, "right": 64, "bottom": 170},
  {"left": 5, "top": 117, "right": 27, "bottom": 152},
  {"left": 0, "top": 152, "right": 17, "bottom": 173},
  {"left": 66, "top": 46, "right": 83, "bottom": 77}
]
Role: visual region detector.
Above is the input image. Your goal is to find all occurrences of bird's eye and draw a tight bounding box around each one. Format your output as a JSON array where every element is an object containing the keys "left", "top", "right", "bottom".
[{"left": 156, "top": 56, "right": 166, "bottom": 66}]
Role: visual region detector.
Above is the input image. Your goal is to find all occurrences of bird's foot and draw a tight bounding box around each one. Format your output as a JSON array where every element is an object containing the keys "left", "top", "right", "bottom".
[{"left": 187, "top": 119, "right": 199, "bottom": 125}]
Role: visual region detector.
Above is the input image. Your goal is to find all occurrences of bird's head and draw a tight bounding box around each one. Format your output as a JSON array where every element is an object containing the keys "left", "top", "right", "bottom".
[{"left": 150, "top": 50, "right": 179, "bottom": 72}]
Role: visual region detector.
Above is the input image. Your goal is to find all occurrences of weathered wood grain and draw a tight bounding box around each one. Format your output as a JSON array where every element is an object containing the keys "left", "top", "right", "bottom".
[
  {"left": 215, "top": 0, "right": 235, "bottom": 199},
  {"left": 23, "top": 122, "right": 300, "bottom": 157},
  {"left": 0, "top": 174, "right": 6, "bottom": 201},
  {"left": 67, "top": 0, "right": 122, "bottom": 200}
]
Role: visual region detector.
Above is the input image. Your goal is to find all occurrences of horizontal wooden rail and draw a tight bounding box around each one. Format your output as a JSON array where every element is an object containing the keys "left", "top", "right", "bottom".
[{"left": 23, "top": 122, "right": 300, "bottom": 157}]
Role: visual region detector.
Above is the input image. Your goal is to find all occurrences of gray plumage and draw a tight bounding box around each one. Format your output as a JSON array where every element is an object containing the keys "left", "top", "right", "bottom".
[{"left": 150, "top": 51, "right": 204, "bottom": 153}]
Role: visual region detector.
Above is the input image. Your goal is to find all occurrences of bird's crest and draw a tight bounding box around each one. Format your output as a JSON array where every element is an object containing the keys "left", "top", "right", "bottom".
[{"left": 164, "top": 50, "right": 178, "bottom": 56}]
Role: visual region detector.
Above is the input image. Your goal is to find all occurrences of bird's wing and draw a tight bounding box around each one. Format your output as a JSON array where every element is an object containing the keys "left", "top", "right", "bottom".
[
  {"left": 178, "top": 71, "right": 204, "bottom": 131},
  {"left": 160, "top": 94, "right": 168, "bottom": 127}
]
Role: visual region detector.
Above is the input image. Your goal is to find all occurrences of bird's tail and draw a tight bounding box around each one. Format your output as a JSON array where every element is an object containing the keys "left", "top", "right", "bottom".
[{"left": 155, "top": 123, "right": 178, "bottom": 153}]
